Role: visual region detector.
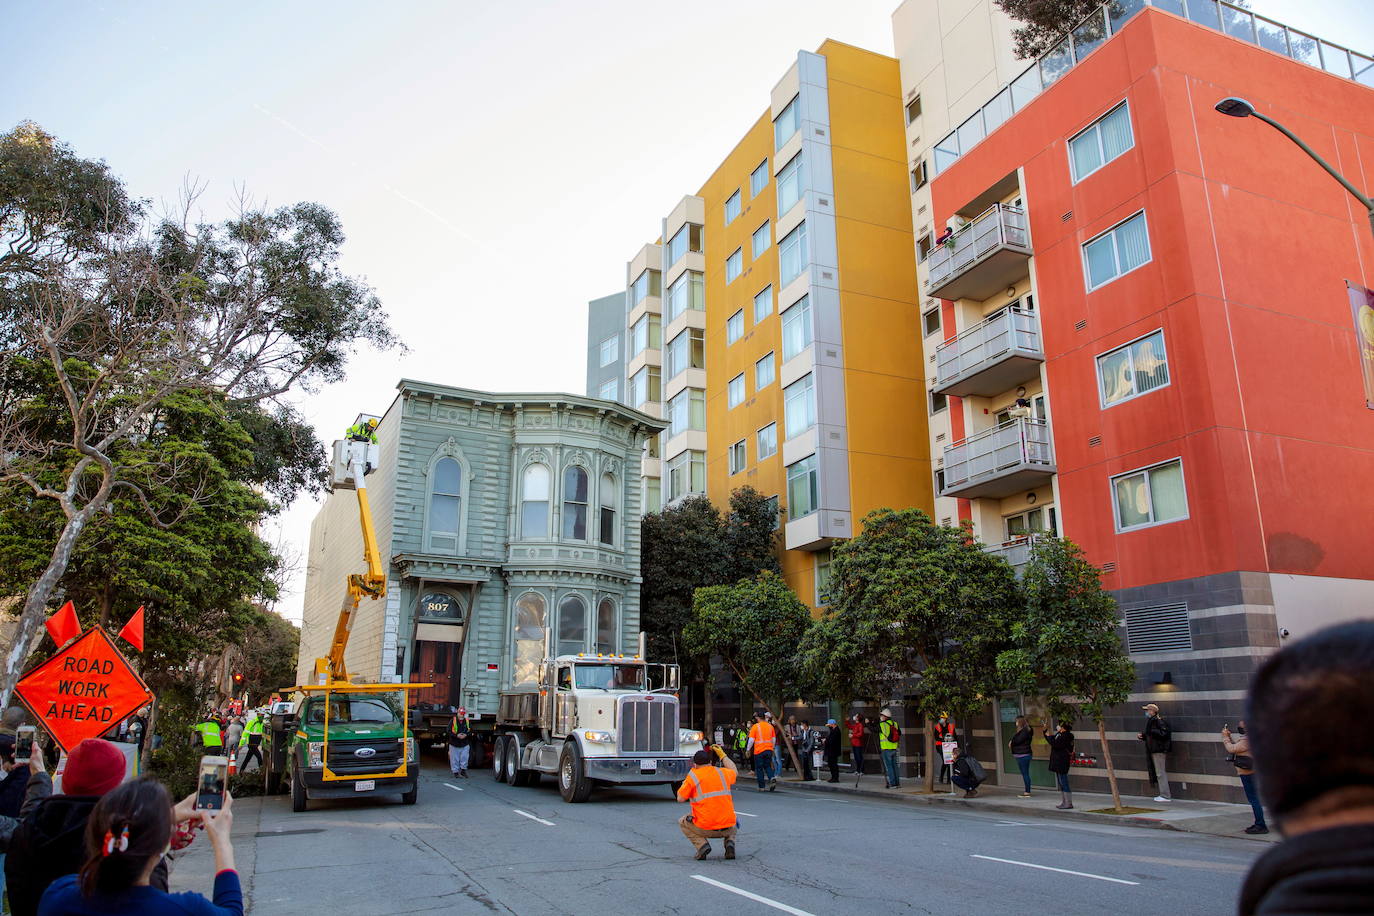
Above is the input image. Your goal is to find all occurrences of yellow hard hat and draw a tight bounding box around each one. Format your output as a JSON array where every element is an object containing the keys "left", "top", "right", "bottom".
[{"left": 366, "top": 418, "right": 378, "bottom": 428}]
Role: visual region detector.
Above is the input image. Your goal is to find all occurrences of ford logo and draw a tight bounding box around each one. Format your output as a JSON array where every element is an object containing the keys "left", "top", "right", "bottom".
[{"left": 353, "top": 747, "right": 377, "bottom": 758}]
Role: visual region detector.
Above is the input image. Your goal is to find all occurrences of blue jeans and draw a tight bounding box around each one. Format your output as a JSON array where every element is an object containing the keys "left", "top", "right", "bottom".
[
  {"left": 1015, "top": 754, "right": 1032, "bottom": 792},
  {"left": 1055, "top": 771, "right": 1070, "bottom": 792},
  {"left": 851, "top": 746, "right": 864, "bottom": 775},
  {"left": 1240, "top": 773, "right": 1266, "bottom": 828},
  {"left": 881, "top": 748, "right": 900, "bottom": 786},
  {"left": 753, "top": 749, "right": 775, "bottom": 788},
  {"left": 952, "top": 772, "right": 978, "bottom": 792}
]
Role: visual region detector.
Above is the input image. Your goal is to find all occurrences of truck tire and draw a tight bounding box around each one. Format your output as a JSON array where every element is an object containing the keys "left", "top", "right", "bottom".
[
  {"left": 558, "top": 741, "right": 593, "bottom": 803},
  {"left": 493, "top": 736, "right": 510, "bottom": 784},
  {"left": 509, "top": 739, "right": 537, "bottom": 787},
  {"left": 291, "top": 762, "right": 307, "bottom": 813},
  {"left": 401, "top": 781, "right": 418, "bottom": 805}
]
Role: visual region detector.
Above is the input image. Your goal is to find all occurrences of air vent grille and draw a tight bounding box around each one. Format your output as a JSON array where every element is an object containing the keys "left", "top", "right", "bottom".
[
  {"left": 1089, "top": 436, "right": 1102, "bottom": 448},
  {"left": 1075, "top": 319, "right": 1087, "bottom": 331},
  {"left": 1061, "top": 210, "right": 1073, "bottom": 222},
  {"left": 1124, "top": 602, "right": 1192, "bottom": 654}
]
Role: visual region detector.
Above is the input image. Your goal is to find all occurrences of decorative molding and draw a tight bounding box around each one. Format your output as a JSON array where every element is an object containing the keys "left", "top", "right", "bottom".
[{"left": 392, "top": 552, "right": 500, "bottom": 583}]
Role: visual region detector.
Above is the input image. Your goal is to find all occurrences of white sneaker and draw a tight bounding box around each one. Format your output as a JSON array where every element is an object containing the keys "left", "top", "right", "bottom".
[{"left": 1154, "top": 795, "right": 1171, "bottom": 802}]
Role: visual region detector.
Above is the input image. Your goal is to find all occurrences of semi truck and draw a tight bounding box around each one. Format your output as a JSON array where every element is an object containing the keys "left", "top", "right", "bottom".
[{"left": 491, "top": 644, "right": 704, "bottom": 802}]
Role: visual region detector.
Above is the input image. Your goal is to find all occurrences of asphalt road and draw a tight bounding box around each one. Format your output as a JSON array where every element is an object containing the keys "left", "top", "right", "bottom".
[{"left": 244, "top": 757, "right": 1261, "bottom": 915}]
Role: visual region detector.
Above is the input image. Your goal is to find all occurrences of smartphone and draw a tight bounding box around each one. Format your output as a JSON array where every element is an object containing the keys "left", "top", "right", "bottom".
[
  {"left": 195, "top": 756, "right": 229, "bottom": 811},
  {"left": 14, "top": 725, "right": 36, "bottom": 764}
]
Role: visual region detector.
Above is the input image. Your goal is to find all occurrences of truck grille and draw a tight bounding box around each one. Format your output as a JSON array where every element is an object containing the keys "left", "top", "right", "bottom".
[
  {"left": 325, "top": 738, "right": 402, "bottom": 774},
  {"left": 617, "top": 696, "right": 678, "bottom": 755}
]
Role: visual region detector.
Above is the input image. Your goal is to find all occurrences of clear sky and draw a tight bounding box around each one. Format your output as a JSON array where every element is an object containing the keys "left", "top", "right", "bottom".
[{"left": 7, "top": 1, "right": 1371, "bottom": 623}]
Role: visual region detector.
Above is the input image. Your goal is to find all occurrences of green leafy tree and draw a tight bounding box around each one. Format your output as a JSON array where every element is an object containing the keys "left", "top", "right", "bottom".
[
  {"left": 683, "top": 572, "right": 813, "bottom": 774},
  {"left": 993, "top": 0, "right": 1102, "bottom": 58},
  {"left": 238, "top": 611, "right": 301, "bottom": 705},
  {"left": 722, "top": 486, "right": 780, "bottom": 583},
  {"left": 997, "top": 536, "right": 1135, "bottom": 810},
  {"left": 827, "top": 508, "right": 1021, "bottom": 792}
]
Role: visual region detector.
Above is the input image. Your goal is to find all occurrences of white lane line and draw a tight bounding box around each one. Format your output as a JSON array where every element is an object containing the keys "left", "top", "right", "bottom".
[
  {"left": 971, "top": 854, "right": 1140, "bottom": 886},
  {"left": 736, "top": 812, "right": 759, "bottom": 817},
  {"left": 513, "top": 809, "right": 555, "bottom": 826},
  {"left": 443, "top": 783, "right": 464, "bottom": 792},
  {"left": 691, "top": 875, "right": 816, "bottom": 916}
]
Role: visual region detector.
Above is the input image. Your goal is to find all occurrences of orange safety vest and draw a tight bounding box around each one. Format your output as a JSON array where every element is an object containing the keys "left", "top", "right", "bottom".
[
  {"left": 749, "top": 721, "right": 775, "bottom": 752},
  {"left": 677, "top": 765, "right": 738, "bottom": 829}
]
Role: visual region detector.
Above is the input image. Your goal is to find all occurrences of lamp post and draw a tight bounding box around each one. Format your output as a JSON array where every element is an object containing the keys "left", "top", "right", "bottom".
[{"left": 1214, "top": 96, "right": 1374, "bottom": 241}]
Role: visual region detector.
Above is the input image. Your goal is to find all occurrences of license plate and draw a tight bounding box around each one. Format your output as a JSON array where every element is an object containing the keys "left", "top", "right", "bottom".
[
  {"left": 639, "top": 759, "right": 657, "bottom": 773},
  {"left": 354, "top": 780, "right": 375, "bottom": 791}
]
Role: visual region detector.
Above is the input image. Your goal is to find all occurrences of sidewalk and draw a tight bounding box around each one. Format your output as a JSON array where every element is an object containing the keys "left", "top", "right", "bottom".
[
  {"left": 167, "top": 794, "right": 263, "bottom": 909},
  {"left": 784, "top": 774, "right": 1277, "bottom": 842}
]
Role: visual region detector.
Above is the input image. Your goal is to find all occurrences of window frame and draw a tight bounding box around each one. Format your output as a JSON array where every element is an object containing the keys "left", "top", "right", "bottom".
[
  {"left": 598, "top": 335, "right": 618, "bottom": 367},
  {"left": 725, "top": 189, "right": 741, "bottom": 225},
  {"left": 598, "top": 472, "right": 617, "bottom": 547},
  {"left": 814, "top": 549, "right": 833, "bottom": 607},
  {"left": 781, "top": 295, "right": 813, "bottom": 362},
  {"left": 557, "top": 593, "right": 589, "bottom": 657},
  {"left": 1110, "top": 457, "right": 1189, "bottom": 532},
  {"left": 779, "top": 222, "right": 808, "bottom": 287},
  {"left": 786, "top": 454, "right": 819, "bottom": 519},
  {"left": 425, "top": 455, "right": 464, "bottom": 552},
  {"left": 1068, "top": 100, "right": 1134, "bottom": 184},
  {"left": 774, "top": 95, "right": 799, "bottom": 149},
  {"left": 753, "top": 285, "right": 773, "bottom": 323},
  {"left": 727, "top": 373, "right": 746, "bottom": 409},
  {"left": 520, "top": 463, "right": 552, "bottom": 539},
  {"left": 755, "top": 351, "right": 775, "bottom": 390},
  {"left": 750, "top": 158, "right": 769, "bottom": 197},
  {"left": 561, "top": 465, "right": 590, "bottom": 541},
  {"left": 726, "top": 248, "right": 743, "bottom": 283},
  {"left": 1082, "top": 210, "right": 1152, "bottom": 291},
  {"left": 752, "top": 220, "right": 771, "bottom": 259},
  {"left": 726, "top": 309, "right": 744, "bottom": 345},
  {"left": 922, "top": 307, "right": 941, "bottom": 337},
  {"left": 757, "top": 422, "right": 778, "bottom": 460},
  {"left": 598, "top": 378, "right": 618, "bottom": 401},
  {"left": 910, "top": 159, "right": 929, "bottom": 192},
  {"left": 1096, "top": 328, "right": 1171, "bottom": 408},
  {"left": 784, "top": 373, "right": 816, "bottom": 439},
  {"left": 728, "top": 439, "right": 747, "bottom": 475},
  {"left": 905, "top": 94, "right": 922, "bottom": 124},
  {"left": 776, "top": 153, "right": 802, "bottom": 216}
]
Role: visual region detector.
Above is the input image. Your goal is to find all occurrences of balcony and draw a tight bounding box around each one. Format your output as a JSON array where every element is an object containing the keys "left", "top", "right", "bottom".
[
  {"left": 983, "top": 533, "right": 1046, "bottom": 576},
  {"left": 940, "top": 417, "right": 1055, "bottom": 499},
  {"left": 925, "top": 204, "right": 1031, "bottom": 301},
  {"left": 934, "top": 307, "right": 1044, "bottom": 398}
]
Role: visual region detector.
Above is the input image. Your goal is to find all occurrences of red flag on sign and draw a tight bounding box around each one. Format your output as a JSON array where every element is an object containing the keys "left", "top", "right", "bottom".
[
  {"left": 118, "top": 606, "right": 145, "bottom": 653},
  {"left": 44, "top": 601, "right": 81, "bottom": 647}
]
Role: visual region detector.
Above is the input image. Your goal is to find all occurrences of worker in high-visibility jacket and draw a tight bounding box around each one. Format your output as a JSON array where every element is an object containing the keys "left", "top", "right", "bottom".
[
  {"left": 745, "top": 713, "right": 777, "bottom": 792},
  {"left": 676, "top": 745, "right": 739, "bottom": 860},
  {"left": 241, "top": 711, "right": 266, "bottom": 771},
  {"left": 193, "top": 714, "right": 223, "bottom": 749},
  {"left": 347, "top": 418, "right": 379, "bottom": 443}
]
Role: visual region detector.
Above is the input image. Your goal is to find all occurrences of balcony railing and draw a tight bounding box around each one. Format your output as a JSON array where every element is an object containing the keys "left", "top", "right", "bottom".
[
  {"left": 983, "top": 533, "right": 1048, "bottom": 575},
  {"left": 934, "top": 306, "right": 1044, "bottom": 398},
  {"left": 933, "top": 0, "right": 1374, "bottom": 177},
  {"left": 941, "top": 417, "right": 1055, "bottom": 499},
  {"left": 925, "top": 204, "right": 1031, "bottom": 301}
]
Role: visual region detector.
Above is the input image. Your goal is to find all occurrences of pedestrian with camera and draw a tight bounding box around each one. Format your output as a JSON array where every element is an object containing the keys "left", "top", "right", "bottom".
[
  {"left": 1044, "top": 721, "right": 1075, "bottom": 810},
  {"left": 1138, "top": 703, "right": 1173, "bottom": 802},
  {"left": 1221, "top": 721, "right": 1266, "bottom": 835},
  {"left": 676, "top": 744, "right": 739, "bottom": 861}
]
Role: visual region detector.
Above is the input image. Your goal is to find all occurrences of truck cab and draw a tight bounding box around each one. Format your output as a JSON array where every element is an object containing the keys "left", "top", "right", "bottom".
[{"left": 493, "top": 654, "right": 705, "bottom": 802}]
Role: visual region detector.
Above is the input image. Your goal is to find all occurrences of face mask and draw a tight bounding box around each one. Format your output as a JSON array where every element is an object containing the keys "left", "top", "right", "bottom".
[{"left": 1237, "top": 725, "right": 1246, "bottom": 736}]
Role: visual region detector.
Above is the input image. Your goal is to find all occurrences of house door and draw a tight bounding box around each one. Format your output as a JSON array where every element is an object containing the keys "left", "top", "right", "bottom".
[{"left": 410, "top": 641, "right": 461, "bottom": 707}]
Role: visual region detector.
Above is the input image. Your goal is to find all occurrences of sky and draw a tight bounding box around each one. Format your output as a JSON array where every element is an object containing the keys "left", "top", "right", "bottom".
[{"left": 6, "top": 0, "right": 1372, "bottom": 624}]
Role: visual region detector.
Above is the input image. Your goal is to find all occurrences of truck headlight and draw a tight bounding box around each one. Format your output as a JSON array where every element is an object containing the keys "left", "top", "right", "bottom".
[
  {"left": 583, "top": 730, "right": 614, "bottom": 744},
  {"left": 681, "top": 730, "right": 704, "bottom": 744},
  {"left": 307, "top": 741, "right": 323, "bottom": 768}
]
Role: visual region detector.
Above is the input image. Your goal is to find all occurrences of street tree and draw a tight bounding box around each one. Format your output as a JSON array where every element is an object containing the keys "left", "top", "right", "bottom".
[
  {"left": 237, "top": 611, "right": 301, "bottom": 706},
  {"left": 827, "top": 508, "right": 1021, "bottom": 792},
  {"left": 722, "top": 485, "right": 780, "bottom": 583},
  {"left": 993, "top": 0, "right": 1101, "bottom": 58},
  {"left": 683, "top": 571, "right": 813, "bottom": 774},
  {"left": 997, "top": 536, "right": 1136, "bottom": 810},
  {"left": 0, "top": 123, "right": 400, "bottom": 703}
]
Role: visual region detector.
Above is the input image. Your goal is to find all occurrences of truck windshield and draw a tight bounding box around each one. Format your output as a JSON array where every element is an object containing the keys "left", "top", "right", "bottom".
[
  {"left": 574, "top": 664, "right": 646, "bottom": 690},
  {"left": 304, "top": 693, "right": 402, "bottom": 725}
]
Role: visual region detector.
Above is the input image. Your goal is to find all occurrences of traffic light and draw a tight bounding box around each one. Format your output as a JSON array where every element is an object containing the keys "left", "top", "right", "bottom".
[{"left": 232, "top": 672, "right": 244, "bottom": 685}]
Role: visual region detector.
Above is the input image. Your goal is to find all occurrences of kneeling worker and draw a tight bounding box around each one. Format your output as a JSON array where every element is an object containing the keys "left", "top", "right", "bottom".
[{"left": 677, "top": 745, "right": 739, "bottom": 861}]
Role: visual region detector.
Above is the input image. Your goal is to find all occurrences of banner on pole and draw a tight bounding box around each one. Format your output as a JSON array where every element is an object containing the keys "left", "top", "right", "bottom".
[{"left": 1348, "top": 281, "right": 1374, "bottom": 410}]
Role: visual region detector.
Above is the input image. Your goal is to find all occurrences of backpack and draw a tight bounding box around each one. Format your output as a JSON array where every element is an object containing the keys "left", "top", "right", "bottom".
[
  {"left": 966, "top": 755, "right": 987, "bottom": 784},
  {"left": 883, "top": 720, "right": 900, "bottom": 742}
]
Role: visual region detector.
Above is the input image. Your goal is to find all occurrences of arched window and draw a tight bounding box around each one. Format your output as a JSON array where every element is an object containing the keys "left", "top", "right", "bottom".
[
  {"left": 598, "top": 472, "right": 616, "bottom": 546},
  {"left": 522, "top": 464, "right": 550, "bottom": 538},
  {"left": 562, "top": 466, "right": 589, "bottom": 540},
  {"left": 558, "top": 594, "right": 587, "bottom": 656},
  {"left": 428, "top": 457, "right": 462, "bottom": 552},
  {"left": 512, "top": 593, "right": 547, "bottom": 684},
  {"left": 595, "top": 598, "right": 616, "bottom": 654}
]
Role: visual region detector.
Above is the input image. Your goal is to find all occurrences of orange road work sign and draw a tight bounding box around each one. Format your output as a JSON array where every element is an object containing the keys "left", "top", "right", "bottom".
[{"left": 15, "top": 627, "right": 154, "bottom": 753}]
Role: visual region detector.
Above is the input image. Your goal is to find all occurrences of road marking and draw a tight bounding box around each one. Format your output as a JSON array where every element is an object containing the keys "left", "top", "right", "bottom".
[
  {"left": 513, "top": 809, "right": 555, "bottom": 826},
  {"left": 443, "top": 783, "right": 464, "bottom": 792},
  {"left": 736, "top": 812, "right": 759, "bottom": 817},
  {"left": 691, "top": 875, "right": 815, "bottom": 916},
  {"left": 995, "top": 821, "right": 1031, "bottom": 826},
  {"left": 971, "top": 854, "right": 1140, "bottom": 886}
]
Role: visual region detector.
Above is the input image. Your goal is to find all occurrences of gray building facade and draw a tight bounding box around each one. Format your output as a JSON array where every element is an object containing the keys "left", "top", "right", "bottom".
[
  {"left": 298, "top": 380, "right": 664, "bottom": 715},
  {"left": 585, "top": 291, "right": 626, "bottom": 403}
]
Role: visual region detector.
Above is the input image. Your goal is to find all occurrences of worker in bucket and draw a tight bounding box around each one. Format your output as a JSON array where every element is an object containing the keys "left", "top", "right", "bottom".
[{"left": 676, "top": 744, "right": 739, "bottom": 861}]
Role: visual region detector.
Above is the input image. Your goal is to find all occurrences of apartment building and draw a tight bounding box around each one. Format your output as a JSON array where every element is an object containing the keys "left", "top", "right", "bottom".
[
  {"left": 897, "top": 0, "right": 1374, "bottom": 800},
  {"left": 605, "top": 40, "right": 932, "bottom": 603},
  {"left": 585, "top": 291, "right": 627, "bottom": 403}
]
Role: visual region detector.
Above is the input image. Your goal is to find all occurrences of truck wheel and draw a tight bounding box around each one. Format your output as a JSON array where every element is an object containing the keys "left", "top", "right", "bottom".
[
  {"left": 290, "top": 763, "right": 307, "bottom": 813},
  {"left": 504, "top": 737, "right": 521, "bottom": 784},
  {"left": 493, "top": 736, "right": 510, "bottom": 784},
  {"left": 558, "top": 742, "right": 592, "bottom": 803},
  {"left": 401, "top": 781, "right": 418, "bottom": 805}
]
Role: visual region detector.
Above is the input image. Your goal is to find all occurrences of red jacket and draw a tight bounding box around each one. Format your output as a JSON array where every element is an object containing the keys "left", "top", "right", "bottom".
[{"left": 848, "top": 721, "right": 864, "bottom": 747}]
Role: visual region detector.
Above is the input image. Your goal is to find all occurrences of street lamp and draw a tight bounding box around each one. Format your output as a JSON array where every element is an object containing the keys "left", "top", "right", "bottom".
[{"left": 1214, "top": 96, "right": 1374, "bottom": 239}]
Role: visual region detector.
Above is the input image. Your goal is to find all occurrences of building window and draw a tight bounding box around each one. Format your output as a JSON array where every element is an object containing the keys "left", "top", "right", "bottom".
[
  {"left": 1098, "top": 329, "right": 1169, "bottom": 407},
  {"left": 598, "top": 335, "right": 618, "bottom": 367},
  {"left": 645, "top": 432, "right": 660, "bottom": 459},
  {"left": 667, "top": 388, "right": 706, "bottom": 437},
  {"left": 1112, "top": 459, "right": 1187, "bottom": 531},
  {"left": 757, "top": 422, "right": 778, "bottom": 460},
  {"left": 765, "top": 494, "right": 781, "bottom": 529},
  {"left": 750, "top": 158, "right": 769, "bottom": 197},
  {"left": 595, "top": 598, "right": 617, "bottom": 654},
  {"left": 752, "top": 221, "right": 771, "bottom": 259},
  {"left": 1083, "top": 211, "right": 1151, "bottom": 290},
  {"left": 814, "top": 549, "right": 833, "bottom": 606},
  {"left": 665, "top": 327, "right": 704, "bottom": 380},
  {"left": 643, "top": 478, "right": 661, "bottom": 514},
  {"left": 1004, "top": 506, "right": 1057, "bottom": 539},
  {"left": 728, "top": 373, "right": 746, "bottom": 408},
  {"left": 427, "top": 457, "right": 462, "bottom": 552},
  {"left": 666, "top": 270, "right": 705, "bottom": 321},
  {"left": 779, "top": 222, "right": 808, "bottom": 287},
  {"left": 929, "top": 390, "right": 947, "bottom": 413},
  {"left": 513, "top": 592, "right": 547, "bottom": 684},
  {"left": 784, "top": 374, "right": 816, "bottom": 438},
  {"left": 910, "top": 160, "right": 928, "bottom": 192},
  {"left": 665, "top": 222, "right": 703, "bottom": 268},
  {"left": 905, "top": 95, "right": 922, "bottom": 124},
  {"left": 598, "top": 378, "right": 618, "bottom": 402},
  {"left": 558, "top": 594, "right": 587, "bottom": 656},
  {"left": 917, "top": 232, "right": 933, "bottom": 262},
  {"left": 630, "top": 269, "right": 661, "bottom": 306},
  {"left": 755, "top": 352, "right": 775, "bottom": 390},
  {"left": 725, "top": 189, "right": 741, "bottom": 225},
  {"left": 628, "top": 365, "right": 661, "bottom": 407},
  {"left": 726, "top": 248, "right": 743, "bottom": 284},
  {"left": 753, "top": 285, "right": 773, "bottom": 322},
  {"left": 562, "top": 466, "right": 589, "bottom": 540},
  {"left": 726, "top": 310, "right": 744, "bottom": 345},
  {"left": 774, "top": 95, "right": 799, "bottom": 149},
  {"left": 630, "top": 314, "right": 661, "bottom": 358},
  {"left": 787, "top": 454, "right": 819, "bottom": 519},
  {"left": 923, "top": 307, "right": 941, "bottom": 337},
  {"left": 521, "top": 463, "right": 550, "bottom": 537},
  {"left": 729, "top": 439, "right": 747, "bottom": 474},
  {"left": 665, "top": 450, "right": 706, "bottom": 502},
  {"left": 776, "top": 153, "right": 802, "bottom": 216},
  {"left": 598, "top": 472, "right": 617, "bottom": 546},
  {"left": 781, "top": 295, "right": 813, "bottom": 361},
  {"left": 1069, "top": 101, "right": 1133, "bottom": 183}
]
